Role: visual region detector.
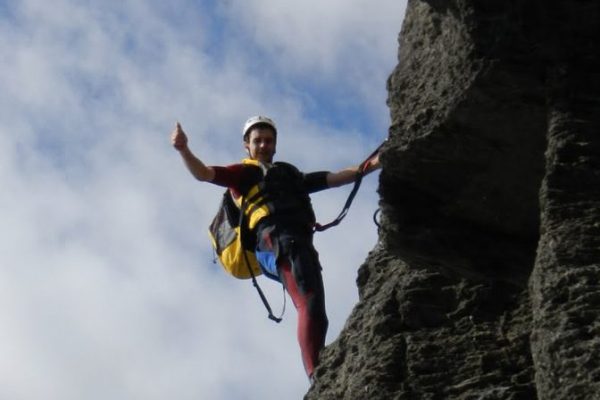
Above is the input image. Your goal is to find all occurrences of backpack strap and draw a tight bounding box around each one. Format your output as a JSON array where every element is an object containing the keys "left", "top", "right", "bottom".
[{"left": 239, "top": 195, "right": 285, "bottom": 323}]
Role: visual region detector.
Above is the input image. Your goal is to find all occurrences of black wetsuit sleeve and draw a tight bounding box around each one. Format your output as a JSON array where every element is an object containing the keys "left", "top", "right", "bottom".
[{"left": 304, "top": 171, "right": 330, "bottom": 193}]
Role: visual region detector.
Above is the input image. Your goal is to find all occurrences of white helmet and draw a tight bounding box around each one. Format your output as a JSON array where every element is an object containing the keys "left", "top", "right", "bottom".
[{"left": 242, "top": 115, "right": 277, "bottom": 139}]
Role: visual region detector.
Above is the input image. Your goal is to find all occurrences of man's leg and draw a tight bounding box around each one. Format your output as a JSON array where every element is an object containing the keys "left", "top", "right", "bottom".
[{"left": 278, "top": 240, "right": 328, "bottom": 379}]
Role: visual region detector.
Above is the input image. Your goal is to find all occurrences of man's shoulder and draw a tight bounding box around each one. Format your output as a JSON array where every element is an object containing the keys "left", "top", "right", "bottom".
[
  {"left": 211, "top": 162, "right": 262, "bottom": 189},
  {"left": 272, "top": 161, "right": 303, "bottom": 174},
  {"left": 223, "top": 161, "right": 262, "bottom": 172}
]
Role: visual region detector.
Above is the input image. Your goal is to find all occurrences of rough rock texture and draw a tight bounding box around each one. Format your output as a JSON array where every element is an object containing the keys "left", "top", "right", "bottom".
[{"left": 306, "top": 1, "right": 599, "bottom": 399}]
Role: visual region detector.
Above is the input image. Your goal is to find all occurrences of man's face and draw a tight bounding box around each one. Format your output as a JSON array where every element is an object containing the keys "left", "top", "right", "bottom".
[{"left": 245, "top": 127, "right": 276, "bottom": 163}]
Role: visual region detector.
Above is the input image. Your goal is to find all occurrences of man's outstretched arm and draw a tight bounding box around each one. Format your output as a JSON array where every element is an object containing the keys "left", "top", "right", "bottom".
[
  {"left": 171, "top": 122, "right": 216, "bottom": 182},
  {"left": 326, "top": 153, "right": 380, "bottom": 188}
]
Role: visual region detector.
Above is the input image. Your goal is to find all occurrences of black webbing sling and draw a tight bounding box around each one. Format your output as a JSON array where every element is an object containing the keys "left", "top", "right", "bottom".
[{"left": 313, "top": 141, "right": 385, "bottom": 232}]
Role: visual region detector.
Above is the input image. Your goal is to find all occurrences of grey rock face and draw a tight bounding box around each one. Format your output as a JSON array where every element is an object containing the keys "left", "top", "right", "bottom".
[{"left": 306, "top": 1, "right": 599, "bottom": 399}]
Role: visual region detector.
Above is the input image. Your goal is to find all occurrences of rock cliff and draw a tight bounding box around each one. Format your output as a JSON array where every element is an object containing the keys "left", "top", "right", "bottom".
[{"left": 306, "top": 1, "right": 600, "bottom": 399}]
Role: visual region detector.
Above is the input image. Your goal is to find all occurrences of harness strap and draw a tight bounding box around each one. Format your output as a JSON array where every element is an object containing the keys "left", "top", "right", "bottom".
[
  {"left": 314, "top": 141, "right": 385, "bottom": 232},
  {"left": 245, "top": 196, "right": 271, "bottom": 218}
]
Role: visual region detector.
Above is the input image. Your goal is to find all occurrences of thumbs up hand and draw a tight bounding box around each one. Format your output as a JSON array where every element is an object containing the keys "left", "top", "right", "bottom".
[{"left": 171, "top": 122, "right": 188, "bottom": 151}]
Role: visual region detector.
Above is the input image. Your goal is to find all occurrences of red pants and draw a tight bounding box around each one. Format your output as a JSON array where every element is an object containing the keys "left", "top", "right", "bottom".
[
  {"left": 280, "top": 259, "right": 328, "bottom": 378},
  {"left": 258, "top": 229, "right": 328, "bottom": 378}
]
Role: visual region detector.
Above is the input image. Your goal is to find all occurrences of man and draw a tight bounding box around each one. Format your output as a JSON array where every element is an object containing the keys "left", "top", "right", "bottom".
[{"left": 171, "top": 116, "right": 380, "bottom": 380}]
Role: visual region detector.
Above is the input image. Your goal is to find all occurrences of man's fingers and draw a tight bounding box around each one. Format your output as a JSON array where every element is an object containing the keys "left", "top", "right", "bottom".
[{"left": 171, "top": 122, "right": 188, "bottom": 150}]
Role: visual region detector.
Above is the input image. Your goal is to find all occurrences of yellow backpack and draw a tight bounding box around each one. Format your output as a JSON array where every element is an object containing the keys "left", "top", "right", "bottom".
[{"left": 208, "top": 188, "right": 262, "bottom": 279}]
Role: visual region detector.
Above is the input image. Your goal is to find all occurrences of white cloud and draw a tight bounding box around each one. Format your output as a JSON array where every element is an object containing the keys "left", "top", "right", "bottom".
[
  {"left": 223, "top": 0, "right": 403, "bottom": 75},
  {"left": 221, "top": 0, "right": 406, "bottom": 130},
  {"left": 0, "top": 0, "right": 405, "bottom": 398}
]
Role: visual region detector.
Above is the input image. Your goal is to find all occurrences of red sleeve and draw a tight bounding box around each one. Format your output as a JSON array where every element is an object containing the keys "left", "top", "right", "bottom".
[
  {"left": 211, "top": 163, "right": 263, "bottom": 199},
  {"left": 210, "top": 164, "right": 245, "bottom": 193}
]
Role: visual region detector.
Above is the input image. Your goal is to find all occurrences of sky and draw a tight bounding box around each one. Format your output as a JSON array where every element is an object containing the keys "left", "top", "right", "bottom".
[{"left": 0, "top": 1, "right": 406, "bottom": 399}]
